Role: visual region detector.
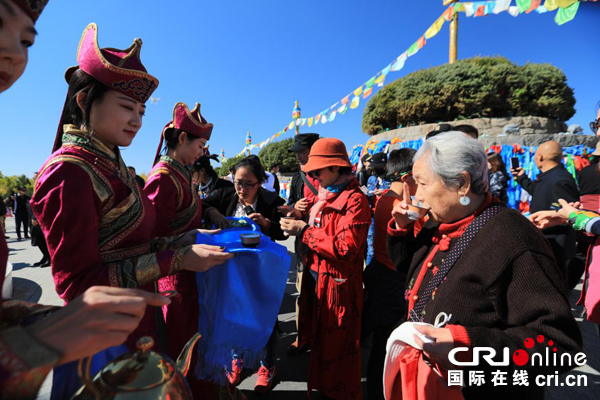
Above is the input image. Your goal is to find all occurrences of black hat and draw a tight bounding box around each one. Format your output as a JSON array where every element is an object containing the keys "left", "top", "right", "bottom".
[
  {"left": 426, "top": 123, "right": 454, "bottom": 139},
  {"left": 361, "top": 153, "right": 372, "bottom": 164},
  {"left": 193, "top": 154, "right": 219, "bottom": 171},
  {"left": 289, "top": 133, "right": 320, "bottom": 153},
  {"left": 369, "top": 152, "right": 387, "bottom": 168}
]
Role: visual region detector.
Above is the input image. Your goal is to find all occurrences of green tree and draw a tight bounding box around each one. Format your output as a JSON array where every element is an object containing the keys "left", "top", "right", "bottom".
[
  {"left": 215, "top": 154, "right": 246, "bottom": 177},
  {"left": 362, "top": 56, "right": 576, "bottom": 135},
  {"left": 258, "top": 138, "right": 298, "bottom": 173},
  {"left": 0, "top": 172, "right": 33, "bottom": 199}
]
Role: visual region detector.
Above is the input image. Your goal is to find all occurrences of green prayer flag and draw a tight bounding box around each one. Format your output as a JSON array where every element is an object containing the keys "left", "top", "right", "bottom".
[
  {"left": 365, "top": 76, "right": 376, "bottom": 88},
  {"left": 407, "top": 41, "right": 419, "bottom": 56},
  {"left": 554, "top": 1, "right": 579, "bottom": 25},
  {"left": 516, "top": 0, "right": 532, "bottom": 12}
]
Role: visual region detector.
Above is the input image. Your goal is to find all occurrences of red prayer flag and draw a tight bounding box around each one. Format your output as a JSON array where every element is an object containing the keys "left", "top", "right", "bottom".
[
  {"left": 341, "top": 95, "right": 349, "bottom": 105},
  {"left": 475, "top": 5, "right": 485, "bottom": 16},
  {"left": 417, "top": 36, "right": 426, "bottom": 49},
  {"left": 442, "top": 6, "right": 455, "bottom": 21},
  {"left": 526, "top": 0, "right": 541, "bottom": 13}
]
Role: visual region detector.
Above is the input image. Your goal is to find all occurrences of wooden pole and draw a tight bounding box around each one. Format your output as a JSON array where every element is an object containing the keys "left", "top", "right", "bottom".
[
  {"left": 449, "top": 1, "right": 458, "bottom": 63},
  {"left": 293, "top": 100, "right": 301, "bottom": 135}
]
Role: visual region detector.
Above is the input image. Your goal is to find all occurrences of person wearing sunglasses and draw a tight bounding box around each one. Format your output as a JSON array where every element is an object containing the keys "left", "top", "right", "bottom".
[
  {"left": 202, "top": 155, "right": 285, "bottom": 393},
  {"left": 590, "top": 109, "right": 600, "bottom": 137},
  {"left": 362, "top": 148, "right": 417, "bottom": 400},
  {"left": 280, "top": 138, "right": 370, "bottom": 400}
]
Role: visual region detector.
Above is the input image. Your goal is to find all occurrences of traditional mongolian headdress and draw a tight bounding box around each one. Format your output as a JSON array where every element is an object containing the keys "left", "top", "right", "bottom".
[
  {"left": 153, "top": 102, "right": 213, "bottom": 165},
  {"left": 53, "top": 23, "right": 159, "bottom": 152},
  {"left": 12, "top": 0, "right": 49, "bottom": 22}
]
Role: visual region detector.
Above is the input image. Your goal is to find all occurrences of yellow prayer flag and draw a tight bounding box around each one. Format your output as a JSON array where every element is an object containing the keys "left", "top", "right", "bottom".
[
  {"left": 375, "top": 74, "right": 386, "bottom": 87},
  {"left": 288, "top": 121, "right": 294, "bottom": 130},
  {"left": 425, "top": 16, "right": 445, "bottom": 39},
  {"left": 274, "top": 131, "right": 282, "bottom": 138},
  {"left": 308, "top": 117, "right": 314, "bottom": 127},
  {"left": 353, "top": 86, "right": 363, "bottom": 96},
  {"left": 544, "top": 0, "right": 576, "bottom": 10},
  {"left": 558, "top": 0, "right": 577, "bottom": 8},
  {"left": 454, "top": 2, "right": 466, "bottom": 12},
  {"left": 350, "top": 96, "right": 360, "bottom": 109}
]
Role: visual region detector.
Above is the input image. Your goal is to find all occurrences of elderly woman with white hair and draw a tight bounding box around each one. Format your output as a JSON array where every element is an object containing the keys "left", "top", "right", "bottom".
[{"left": 384, "top": 132, "right": 582, "bottom": 399}]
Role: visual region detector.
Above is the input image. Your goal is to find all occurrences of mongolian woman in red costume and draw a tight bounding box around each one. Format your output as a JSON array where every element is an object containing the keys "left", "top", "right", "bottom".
[
  {"left": 144, "top": 102, "right": 217, "bottom": 397},
  {"left": 30, "top": 23, "right": 232, "bottom": 397},
  {"left": 0, "top": 4, "right": 189, "bottom": 399}
]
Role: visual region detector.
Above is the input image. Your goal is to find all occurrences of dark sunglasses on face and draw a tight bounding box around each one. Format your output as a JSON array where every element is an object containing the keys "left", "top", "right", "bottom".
[
  {"left": 388, "top": 170, "right": 411, "bottom": 182},
  {"left": 590, "top": 118, "right": 600, "bottom": 134},
  {"left": 234, "top": 180, "right": 259, "bottom": 190},
  {"left": 307, "top": 169, "right": 322, "bottom": 179}
]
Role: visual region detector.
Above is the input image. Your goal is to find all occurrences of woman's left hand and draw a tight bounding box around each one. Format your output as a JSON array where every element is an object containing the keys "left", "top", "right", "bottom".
[
  {"left": 177, "top": 228, "right": 221, "bottom": 247},
  {"left": 281, "top": 218, "right": 307, "bottom": 236},
  {"left": 413, "top": 325, "right": 456, "bottom": 371},
  {"left": 248, "top": 213, "right": 270, "bottom": 229}
]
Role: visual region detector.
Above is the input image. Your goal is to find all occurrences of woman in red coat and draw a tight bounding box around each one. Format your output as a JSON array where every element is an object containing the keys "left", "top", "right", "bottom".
[
  {"left": 281, "top": 138, "right": 370, "bottom": 400},
  {"left": 144, "top": 101, "right": 218, "bottom": 398}
]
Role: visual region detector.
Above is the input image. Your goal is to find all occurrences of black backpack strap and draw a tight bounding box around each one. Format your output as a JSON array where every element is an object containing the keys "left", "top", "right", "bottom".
[
  {"left": 300, "top": 171, "right": 319, "bottom": 196},
  {"left": 411, "top": 203, "right": 505, "bottom": 321}
]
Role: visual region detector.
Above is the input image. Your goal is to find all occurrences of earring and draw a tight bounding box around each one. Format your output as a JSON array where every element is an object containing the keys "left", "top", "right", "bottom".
[{"left": 459, "top": 195, "right": 471, "bottom": 206}]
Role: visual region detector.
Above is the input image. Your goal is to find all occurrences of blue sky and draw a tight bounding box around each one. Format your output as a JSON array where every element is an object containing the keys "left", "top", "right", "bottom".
[{"left": 0, "top": 0, "right": 599, "bottom": 176}]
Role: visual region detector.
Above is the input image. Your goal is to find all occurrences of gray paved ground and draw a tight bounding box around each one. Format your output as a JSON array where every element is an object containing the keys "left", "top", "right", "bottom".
[{"left": 3, "top": 217, "right": 598, "bottom": 399}]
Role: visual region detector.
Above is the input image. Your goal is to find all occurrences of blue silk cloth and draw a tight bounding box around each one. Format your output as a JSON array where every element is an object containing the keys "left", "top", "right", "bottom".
[
  {"left": 194, "top": 217, "right": 291, "bottom": 383},
  {"left": 51, "top": 345, "right": 128, "bottom": 399}
]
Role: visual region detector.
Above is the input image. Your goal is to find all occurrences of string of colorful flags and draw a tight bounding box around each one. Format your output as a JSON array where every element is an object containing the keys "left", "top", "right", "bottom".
[{"left": 224, "top": 0, "right": 583, "bottom": 161}]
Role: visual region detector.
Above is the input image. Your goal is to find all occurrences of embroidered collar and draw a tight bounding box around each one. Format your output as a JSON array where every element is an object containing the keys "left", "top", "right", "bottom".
[
  {"left": 61, "top": 124, "right": 135, "bottom": 190},
  {"left": 62, "top": 124, "right": 118, "bottom": 161},
  {"left": 159, "top": 155, "right": 192, "bottom": 180}
]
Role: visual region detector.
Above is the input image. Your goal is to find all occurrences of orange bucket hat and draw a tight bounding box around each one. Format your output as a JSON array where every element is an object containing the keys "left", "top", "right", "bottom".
[{"left": 302, "top": 138, "right": 352, "bottom": 172}]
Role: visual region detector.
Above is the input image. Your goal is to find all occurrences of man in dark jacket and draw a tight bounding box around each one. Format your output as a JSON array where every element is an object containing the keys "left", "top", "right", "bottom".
[
  {"left": 10, "top": 187, "right": 30, "bottom": 241},
  {"left": 283, "top": 133, "right": 320, "bottom": 356},
  {"left": 512, "top": 141, "right": 580, "bottom": 283},
  {"left": 270, "top": 164, "right": 281, "bottom": 196},
  {"left": 287, "top": 133, "right": 321, "bottom": 208}
]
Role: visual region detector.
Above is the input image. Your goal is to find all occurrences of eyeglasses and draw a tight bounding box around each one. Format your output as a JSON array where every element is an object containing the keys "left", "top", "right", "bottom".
[
  {"left": 233, "top": 180, "right": 259, "bottom": 190},
  {"left": 389, "top": 170, "right": 411, "bottom": 182},
  {"left": 590, "top": 118, "right": 600, "bottom": 134},
  {"left": 307, "top": 169, "right": 322, "bottom": 178}
]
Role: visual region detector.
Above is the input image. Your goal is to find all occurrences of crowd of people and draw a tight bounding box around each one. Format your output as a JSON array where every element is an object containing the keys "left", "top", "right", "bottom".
[{"left": 0, "top": 1, "right": 598, "bottom": 400}]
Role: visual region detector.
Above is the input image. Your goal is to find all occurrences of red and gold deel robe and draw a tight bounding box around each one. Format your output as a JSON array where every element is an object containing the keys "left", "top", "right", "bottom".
[
  {"left": 31, "top": 126, "right": 188, "bottom": 350},
  {"left": 144, "top": 156, "right": 202, "bottom": 359},
  {"left": 0, "top": 223, "right": 62, "bottom": 399},
  {"left": 298, "top": 180, "right": 371, "bottom": 400}
]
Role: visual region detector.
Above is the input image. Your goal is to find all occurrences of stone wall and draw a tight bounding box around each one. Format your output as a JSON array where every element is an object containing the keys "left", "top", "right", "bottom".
[{"left": 369, "top": 116, "right": 597, "bottom": 148}]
